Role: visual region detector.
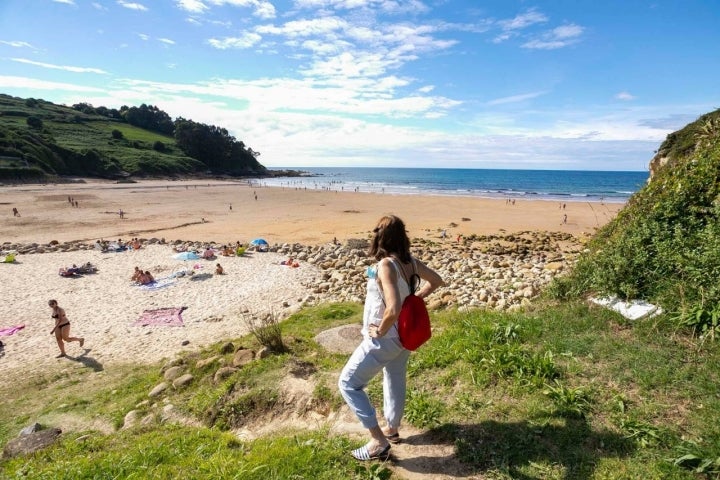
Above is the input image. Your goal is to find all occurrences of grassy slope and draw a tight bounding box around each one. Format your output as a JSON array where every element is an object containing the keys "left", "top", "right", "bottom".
[
  {"left": 557, "top": 109, "right": 720, "bottom": 319},
  {"left": 1, "top": 301, "right": 718, "bottom": 479},
  {"left": 0, "top": 94, "right": 207, "bottom": 177}
]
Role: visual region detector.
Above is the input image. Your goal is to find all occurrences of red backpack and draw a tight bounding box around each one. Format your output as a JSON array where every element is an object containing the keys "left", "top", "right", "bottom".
[{"left": 393, "top": 259, "right": 432, "bottom": 351}]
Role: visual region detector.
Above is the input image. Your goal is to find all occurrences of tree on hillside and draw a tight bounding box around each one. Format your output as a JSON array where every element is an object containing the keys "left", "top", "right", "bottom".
[
  {"left": 123, "top": 104, "right": 174, "bottom": 135},
  {"left": 174, "top": 117, "right": 264, "bottom": 173},
  {"left": 72, "top": 103, "right": 96, "bottom": 115}
]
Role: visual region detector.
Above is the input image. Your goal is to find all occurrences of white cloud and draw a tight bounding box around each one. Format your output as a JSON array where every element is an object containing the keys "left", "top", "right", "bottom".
[
  {"left": 10, "top": 58, "right": 109, "bottom": 74},
  {"left": 117, "top": 1, "right": 148, "bottom": 11},
  {"left": 138, "top": 33, "right": 150, "bottom": 40},
  {"left": 208, "top": 33, "right": 262, "bottom": 49},
  {"left": 498, "top": 9, "right": 548, "bottom": 31},
  {"left": 257, "top": 17, "right": 347, "bottom": 38},
  {"left": 522, "top": 23, "right": 584, "bottom": 50},
  {"left": 615, "top": 91, "right": 636, "bottom": 101},
  {"left": 552, "top": 24, "right": 584, "bottom": 39},
  {"left": 0, "top": 40, "right": 36, "bottom": 48},
  {"left": 0, "top": 75, "right": 104, "bottom": 92},
  {"left": 493, "top": 8, "right": 547, "bottom": 42},
  {"left": 176, "top": 0, "right": 208, "bottom": 13},
  {"left": 487, "top": 91, "right": 548, "bottom": 106},
  {"left": 159, "top": 38, "right": 176, "bottom": 45},
  {"left": 52, "top": 0, "right": 75, "bottom": 4},
  {"left": 92, "top": 2, "right": 107, "bottom": 10},
  {"left": 294, "top": 0, "right": 429, "bottom": 15},
  {"left": 176, "top": 0, "right": 276, "bottom": 19}
]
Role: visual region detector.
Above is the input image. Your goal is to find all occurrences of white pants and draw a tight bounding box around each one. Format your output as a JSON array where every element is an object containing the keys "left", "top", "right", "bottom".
[{"left": 338, "top": 336, "right": 411, "bottom": 430}]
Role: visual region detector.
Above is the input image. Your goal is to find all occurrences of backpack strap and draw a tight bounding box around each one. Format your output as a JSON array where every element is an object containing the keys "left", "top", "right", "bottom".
[
  {"left": 378, "top": 257, "right": 418, "bottom": 307},
  {"left": 390, "top": 257, "right": 420, "bottom": 295}
]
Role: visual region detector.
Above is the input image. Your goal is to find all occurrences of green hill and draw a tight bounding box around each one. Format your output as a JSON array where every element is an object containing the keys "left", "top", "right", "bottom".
[
  {"left": 0, "top": 94, "right": 267, "bottom": 181},
  {"left": 558, "top": 108, "right": 720, "bottom": 334}
]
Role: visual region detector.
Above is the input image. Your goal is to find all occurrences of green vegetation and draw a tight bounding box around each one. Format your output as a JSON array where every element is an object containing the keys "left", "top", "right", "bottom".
[
  {"left": 2, "top": 301, "right": 719, "bottom": 479},
  {"left": 3, "top": 111, "right": 720, "bottom": 478},
  {"left": 554, "top": 108, "right": 720, "bottom": 338},
  {"left": 0, "top": 93, "right": 266, "bottom": 180}
]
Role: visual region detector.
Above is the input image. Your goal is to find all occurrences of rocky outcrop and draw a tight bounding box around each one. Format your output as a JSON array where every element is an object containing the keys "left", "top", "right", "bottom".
[{"left": 3, "top": 230, "right": 583, "bottom": 312}]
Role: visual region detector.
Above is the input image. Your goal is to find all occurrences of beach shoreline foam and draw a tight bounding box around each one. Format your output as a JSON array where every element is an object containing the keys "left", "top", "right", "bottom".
[{"left": 2, "top": 178, "right": 623, "bottom": 245}]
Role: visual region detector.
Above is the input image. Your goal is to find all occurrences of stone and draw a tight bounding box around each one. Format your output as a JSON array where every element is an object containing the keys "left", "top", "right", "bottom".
[
  {"left": 163, "top": 366, "right": 184, "bottom": 381},
  {"left": 219, "top": 342, "right": 234, "bottom": 354},
  {"left": 122, "top": 410, "right": 140, "bottom": 429},
  {"left": 196, "top": 356, "right": 220, "bottom": 369},
  {"left": 314, "top": 324, "right": 361, "bottom": 354},
  {"left": 172, "top": 374, "right": 194, "bottom": 389},
  {"left": 232, "top": 349, "right": 255, "bottom": 367},
  {"left": 3, "top": 428, "right": 62, "bottom": 459},
  {"left": 214, "top": 366, "right": 238, "bottom": 383},
  {"left": 149, "top": 382, "right": 169, "bottom": 397},
  {"left": 19, "top": 423, "right": 42, "bottom": 435}
]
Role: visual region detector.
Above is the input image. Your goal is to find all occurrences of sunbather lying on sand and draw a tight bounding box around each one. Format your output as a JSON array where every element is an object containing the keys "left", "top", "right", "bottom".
[{"left": 139, "top": 271, "right": 155, "bottom": 285}]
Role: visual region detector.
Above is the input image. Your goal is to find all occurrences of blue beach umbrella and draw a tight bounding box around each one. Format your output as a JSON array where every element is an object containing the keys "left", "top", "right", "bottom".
[
  {"left": 173, "top": 251, "right": 200, "bottom": 261},
  {"left": 250, "top": 238, "right": 269, "bottom": 251}
]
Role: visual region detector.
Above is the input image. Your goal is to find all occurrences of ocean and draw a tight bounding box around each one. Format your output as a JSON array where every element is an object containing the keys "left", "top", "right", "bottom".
[{"left": 255, "top": 167, "right": 648, "bottom": 203}]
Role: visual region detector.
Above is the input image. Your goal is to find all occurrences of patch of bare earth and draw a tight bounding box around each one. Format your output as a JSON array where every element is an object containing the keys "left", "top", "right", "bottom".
[{"left": 233, "top": 370, "right": 486, "bottom": 480}]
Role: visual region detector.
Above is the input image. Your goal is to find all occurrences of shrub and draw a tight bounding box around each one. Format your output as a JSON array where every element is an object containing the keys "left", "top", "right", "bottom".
[
  {"left": 566, "top": 108, "right": 720, "bottom": 321},
  {"left": 153, "top": 140, "right": 165, "bottom": 152},
  {"left": 26, "top": 116, "right": 43, "bottom": 129},
  {"left": 111, "top": 129, "right": 124, "bottom": 139},
  {"left": 242, "top": 311, "right": 287, "bottom": 353}
]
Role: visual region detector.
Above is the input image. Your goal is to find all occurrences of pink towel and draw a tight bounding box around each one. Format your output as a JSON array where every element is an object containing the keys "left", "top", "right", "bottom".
[
  {"left": 133, "top": 307, "right": 186, "bottom": 327},
  {"left": 0, "top": 325, "right": 25, "bottom": 336}
]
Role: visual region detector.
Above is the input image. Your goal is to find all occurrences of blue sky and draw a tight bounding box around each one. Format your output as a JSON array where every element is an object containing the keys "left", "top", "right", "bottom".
[{"left": 1, "top": 1, "right": 718, "bottom": 171}]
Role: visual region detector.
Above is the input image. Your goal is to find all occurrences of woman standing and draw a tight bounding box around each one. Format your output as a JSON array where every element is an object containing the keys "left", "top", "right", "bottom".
[
  {"left": 49, "top": 299, "right": 84, "bottom": 358},
  {"left": 339, "top": 215, "right": 444, "bottom": 461}
]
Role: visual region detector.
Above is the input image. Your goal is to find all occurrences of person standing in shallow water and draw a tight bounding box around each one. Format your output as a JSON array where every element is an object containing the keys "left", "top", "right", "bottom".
[
  {"left": 49, "top": 299, "right": 84, "bottom": 358},
  {"left": 338, "top": 215, "right": 444, "bottom": 461}
]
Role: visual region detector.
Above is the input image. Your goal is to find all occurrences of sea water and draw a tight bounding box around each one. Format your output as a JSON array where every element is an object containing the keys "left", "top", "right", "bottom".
[{"left": 255, "top": 167, "right": 648, "bottom": 203}]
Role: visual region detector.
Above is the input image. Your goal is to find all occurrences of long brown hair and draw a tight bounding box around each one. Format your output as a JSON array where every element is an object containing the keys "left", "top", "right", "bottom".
[{"left": 369, "top": 215, "right": 411, "bottom": 263}]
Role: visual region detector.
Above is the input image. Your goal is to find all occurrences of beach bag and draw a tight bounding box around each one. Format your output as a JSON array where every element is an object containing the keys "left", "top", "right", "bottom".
[{"left": 394, "top": 260, "right": 431, "bottom": 351}]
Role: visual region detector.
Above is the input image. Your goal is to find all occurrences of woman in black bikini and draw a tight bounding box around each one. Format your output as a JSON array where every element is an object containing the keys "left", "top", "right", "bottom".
[{"left": 49, "top": 299, "right": 84, "bottom": 358}]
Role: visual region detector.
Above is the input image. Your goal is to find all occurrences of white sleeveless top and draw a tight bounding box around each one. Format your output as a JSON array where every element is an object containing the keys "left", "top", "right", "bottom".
[{"left": 361, "top": 257, "right": 412, "bottom": 339}]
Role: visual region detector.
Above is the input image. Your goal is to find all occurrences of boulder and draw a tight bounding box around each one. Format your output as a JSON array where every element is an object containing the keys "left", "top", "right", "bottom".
[
  {"left": 172, "top": 374, "right": 194, "bottom": 389},
  {"left": 3, "top": 428, "right": 62, "bottom": 459},
  {"left": 148, "top": 382, "right": 169, "bottom": 398},
  {"left": 232, "top": 349, "right": 255, "bottom": 367},
  {"left": 163, "top": 366, "right": 184, "bottom": 381}
]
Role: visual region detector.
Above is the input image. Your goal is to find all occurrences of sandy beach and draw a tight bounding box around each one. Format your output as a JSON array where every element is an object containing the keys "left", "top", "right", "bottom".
[
  {"left": 0, "top": 179, "right": 624, "bottom": 380},
  {"left": 2, "top": 179, "right": 622, "bottom": 245}
]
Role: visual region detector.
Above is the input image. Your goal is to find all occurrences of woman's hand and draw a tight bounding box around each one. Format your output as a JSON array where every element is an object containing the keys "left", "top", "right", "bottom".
[{"left": 368, "top": 324, "right": 384, "bottom": 338}]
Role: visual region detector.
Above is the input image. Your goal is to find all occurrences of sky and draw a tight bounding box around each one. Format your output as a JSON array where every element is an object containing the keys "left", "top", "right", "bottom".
[{"left": 1, "top": 1, "right": 719, "bottom": 171}]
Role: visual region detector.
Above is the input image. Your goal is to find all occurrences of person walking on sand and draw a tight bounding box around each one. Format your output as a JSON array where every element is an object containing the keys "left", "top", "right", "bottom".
[
  {"left": 49, "top": 299, "right": 84, "bottom": 358},
  {"left": 338, "top": 215, "right": 444, "bottom": 461},
  {"left": 12, "top": 207, "right": 20, "bottom": 217}
]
